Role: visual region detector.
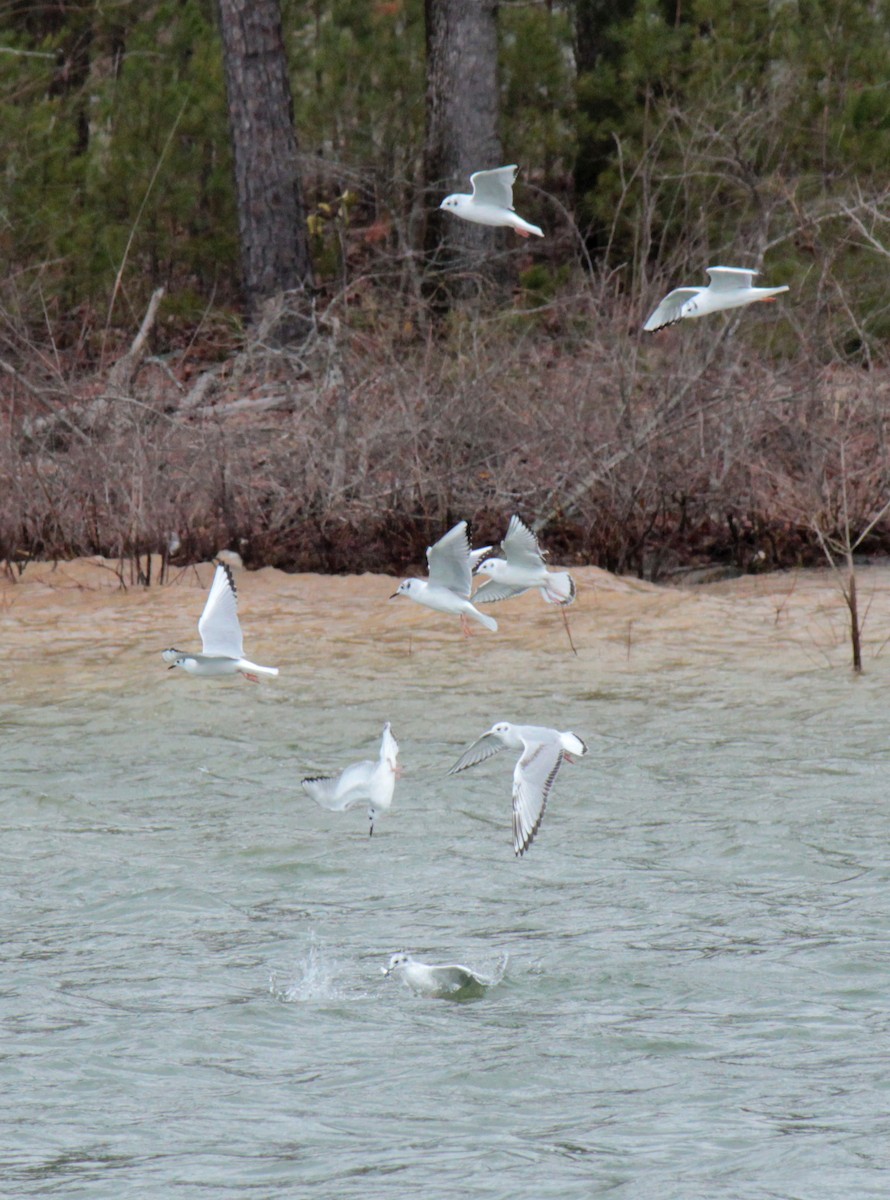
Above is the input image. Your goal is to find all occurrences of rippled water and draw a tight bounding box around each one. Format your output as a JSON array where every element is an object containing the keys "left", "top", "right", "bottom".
[{"left": 3, "top": 560, "right": 890, "bottom": 1198}]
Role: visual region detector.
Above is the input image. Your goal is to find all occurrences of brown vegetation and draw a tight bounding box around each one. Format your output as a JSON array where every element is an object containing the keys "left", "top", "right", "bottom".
[{"left": 3, "top": 270, "right": 890, "bottom": 583}]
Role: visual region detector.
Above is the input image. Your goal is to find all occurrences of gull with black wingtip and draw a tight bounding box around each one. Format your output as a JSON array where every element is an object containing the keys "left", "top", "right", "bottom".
[
  {"left": 448, "top": 722, "right": 587, "bottom": 856},
  {"left": 161, "top": 561, "right": 278, "bottom": 682}
]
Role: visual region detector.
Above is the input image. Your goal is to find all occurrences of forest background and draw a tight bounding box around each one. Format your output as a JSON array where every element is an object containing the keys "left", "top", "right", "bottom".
[{"left": 2, "top": 0, "right": 890, "bottom": 581}]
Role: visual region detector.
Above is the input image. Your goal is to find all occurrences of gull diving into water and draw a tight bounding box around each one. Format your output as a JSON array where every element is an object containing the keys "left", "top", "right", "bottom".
[
  {"left": 643, "top": 266, "right": 789, "bottom": 332},
  {"left": 161, "top": 561, "right": 278, "bottom": 681},
  {"left": 302, "top": 722, "right": 400, "bottom": 837},
  {"left": 391, "top": 521, "right": 497, "bottom": 634},
  {"left": 439, "top": 165, "right": 543, "bottom": 238},
  {"left": 473, "top": 515, "right": 575, "bottom": 606},
  {"left": 448, "top": 722, "right": 587, "bottom": 856},
  {"left": 383, "top": 952, "right": 505, "bottom": 999}
]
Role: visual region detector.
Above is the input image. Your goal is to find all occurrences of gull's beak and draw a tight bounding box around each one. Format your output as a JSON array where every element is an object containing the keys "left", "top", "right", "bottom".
[
  {"left": 389, "top": 591, "right": 400, "bottom": 600},
  {"left": 167, "top": 664, "right": 177, "bottom": 670}
]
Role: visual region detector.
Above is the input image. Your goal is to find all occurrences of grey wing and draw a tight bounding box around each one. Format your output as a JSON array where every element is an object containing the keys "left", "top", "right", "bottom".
[
  {"left": 512, "top": 742, "right": 564, "bottom": 856},
  {"left": 501, "top": 515, "right": 544, "bottom": 568},
  {"left": 198, "top": 562, "right": 244, "bottom": 658},
  {"left": 511, "top": 724, "right": 561, "bottom": 745},
  {"left": 470, "top": 165, "right": 517, "bottom": 209},
  {"left": 302, "top": 761, "right": 374, "bottom": 811},
  {"left": 706, "top": 266, "right": 757, "bottom": 291},
  {"left": 426, "top": 520, "right": 472, "bottom": 596},
  {"left": 448, "top": 733, "right": 507, "bottom": 775},
  {"left": 642, "top": 287, "right": 701, "bottom": 332},
  {"left": 472, "top": 578, "right": 530, "bottom": 604},
  {"left": 432, "top": 965, "right": 480, "bottom": 990}
]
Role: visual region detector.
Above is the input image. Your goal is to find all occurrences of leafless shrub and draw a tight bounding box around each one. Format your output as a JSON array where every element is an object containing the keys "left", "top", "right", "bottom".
[{"left": 3, "top": 238, "right": 890, "bottom": 588}]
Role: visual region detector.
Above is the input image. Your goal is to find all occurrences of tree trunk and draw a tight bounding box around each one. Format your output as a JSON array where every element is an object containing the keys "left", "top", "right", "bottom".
[
  {"left": 424, "top": 0, "right": 503, "bottom": 291},
  {"left": 216, "top": 0, "right": 314, "bottom": 338}
]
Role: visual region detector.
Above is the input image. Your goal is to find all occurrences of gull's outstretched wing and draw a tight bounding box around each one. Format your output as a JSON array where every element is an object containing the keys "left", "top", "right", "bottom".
[
  {"left": 472, "top": 578, "right": 530, "bottom": 605},
  {"left": 302, "top": 761, "right": 375, "bottom": 811},
  {"left": 426, "top": 521, "right": 473, "bottom": 597},
  {"left": 198, "top": 563, "right": 244, "bottom": 658},
  {"left": 642, "top": 287, "right": 701, "bottom": 332},
  {"left": 447, "top": 732, "right": 507, "bottom": 775},
  {"left": 469, "top": 165, "right": 517, "bottom": 209},
  {"left": 501, "top": 515, "right": 545, "bottom": 569},
  {"left": 428, "top": 964, "right": 484, "bottom": 991},
  {"left": 512, "top": 741, "right": 564, "bottom": 856},
  {"left": 706, "top": 266, "right": 757, "bottom": 291}
]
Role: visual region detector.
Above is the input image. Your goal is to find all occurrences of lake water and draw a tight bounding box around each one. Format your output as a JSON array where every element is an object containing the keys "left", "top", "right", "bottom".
[{"left": 3, "top": 559, "right": 890, "bottom": 1198}]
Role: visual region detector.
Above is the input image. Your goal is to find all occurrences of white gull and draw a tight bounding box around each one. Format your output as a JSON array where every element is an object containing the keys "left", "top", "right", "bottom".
[
  {"left": 643, "top": 266, "right": 789, "bottom": 332},
  {"left": 439, "top": 165, "right": 543, "bottom": 238},
  {"left": 302, "top": 723, "right": 400, "bottom": 837},
  {"left": 391, "top": 521, "right": 497, "bottom": 633},
  {"left": 448, "top": 722, "right": 587, "bottom": 856},
  {"left": 162, "top": 561, "right": 278, "bottom": 681}
]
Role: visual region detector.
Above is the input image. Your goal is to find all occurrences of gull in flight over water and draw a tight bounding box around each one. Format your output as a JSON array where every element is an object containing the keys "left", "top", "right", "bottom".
[
  {"left": 383, "top": 952, "right": 505, "bottom": 999},
  {"left": 162, "top": 561, "right": 278, "bottom": 681},
  {"left": 391, "top": 521, "right": 497, "bottom": 634},
  {"left": 439, "top": 165, "right": 543, "bottom": 238},
  {"left": 643, "top": 266, "right": 789, "bottom": 332},
  {"left": 448, "top": 722, "right": 587, "bottom": 856},
  {"left": 302, "top": 722, "right": 400, "bottom": 837},
  {"left": 473, "top": 515, "right": 575, "bottom": 606}
]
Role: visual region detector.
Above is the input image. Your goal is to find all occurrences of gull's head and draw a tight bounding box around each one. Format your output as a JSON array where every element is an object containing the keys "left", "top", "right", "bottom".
[
  {"left": 381, "top": 722, "right": 399, "bottom": 758},
  {"left": 439, "top": 193, "right": 466, "bottom": 213},
  {"left": 162, "top": 648, "right": 189, "bottom": 670},
  {"left": 163, "top": 650, "right": 195, "bottom": 672},
  {"left": 489, "top": 722, "right": 513, "bottom": 740},
  {"left": 474, "top": 558, "right": 503, "bottom": 578},
  {"left": 384, "top": 952, "right": 412, "bottom": 976},
  {"left": 391, "top": 579, "right": 418, "bottom": 599}
]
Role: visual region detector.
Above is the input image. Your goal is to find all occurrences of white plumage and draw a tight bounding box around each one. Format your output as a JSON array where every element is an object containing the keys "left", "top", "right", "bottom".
[
  {"left": 448, "top": 722, "right": 587, "bottom": 856},
  {"left": 439, "top": 165, "right": 544, "bottom": 238},
  {"left": 473, "top": 515, "right": 575, "bottom": 607},
  {"left": 161, "top": 562, "right": 278, "bottom": 681},
  {"left": 643, "top": 266, "right": 789, "bottom": 332},
  {"left": 302, "top": 723, "right": 400, "bottom": 836},
  {"left": 383, "top": 952, "right": 502, "bottom": 998},
  {"left": 391, "top": 521, "right": 497, "bottom": 633}
]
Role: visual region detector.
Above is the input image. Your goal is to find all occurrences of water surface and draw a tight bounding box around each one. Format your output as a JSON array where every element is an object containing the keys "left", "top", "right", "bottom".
[{"left": 2, "top": 560, "right": 890, "bottom": 1197}]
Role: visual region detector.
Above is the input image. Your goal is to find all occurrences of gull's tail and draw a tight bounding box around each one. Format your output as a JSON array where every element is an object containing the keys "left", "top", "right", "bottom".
[
  {"left": 562, "top": 732, "right": 588, "bottom": 758},
  {"left": 541, "top": 572, "right": 575, "bottom": 606},
  {"left": 238, "top": 660, "right": 279, "bottom": 678},
  {"left": 758, "top": 285, "right": 790, "bottom": 301},
  {"left": 468, "top": 605, "right": 498, "bottom": 632},
  {"left": 516, "top": 218, "right": 544, "bottom": 238}
]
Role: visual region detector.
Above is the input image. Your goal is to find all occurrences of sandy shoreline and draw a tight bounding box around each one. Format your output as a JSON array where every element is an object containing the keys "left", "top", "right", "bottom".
[{"left": 3, "top": 556, "right": 889, "bottom": 696}]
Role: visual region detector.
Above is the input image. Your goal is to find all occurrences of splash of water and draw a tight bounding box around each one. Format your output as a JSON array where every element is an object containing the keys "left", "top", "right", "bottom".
[{"left": 269, "top": 937, "right": 345, "bottom": 1003}]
